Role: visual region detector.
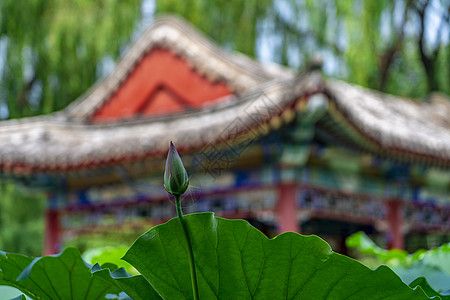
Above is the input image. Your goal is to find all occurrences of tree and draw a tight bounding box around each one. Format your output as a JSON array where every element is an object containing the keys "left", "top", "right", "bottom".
[
  {"left": 0, "top": 0, "right": 448, "bottom": 122},
  {"left": 0, "top": 181, "right": 45, "bottom": 256},
  {"left": 157, "top": 0, "right": 449, "bottom": 97},
  {"left": 414, "top": 0, "right": 449, "bottom": 93},
  {"left": 0, "top": 0, "right": 142, "bottom": 119},
  {"left": 0, "top": 0, "right": 143, "bottom": 255}
]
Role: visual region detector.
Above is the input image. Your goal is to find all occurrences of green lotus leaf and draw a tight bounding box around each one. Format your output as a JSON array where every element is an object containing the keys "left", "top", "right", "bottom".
[
  {"left": 91, "top": 262, "right": 163, "bottom": 300},
  {"left": 0, "top": 247, "right": 122, "bottom": 300},
  {"left": 123, "top": 212, "right": 430, "bottom": 299},
  {"left": 409, "top": 277, "right": 449, "bottom": 299}
]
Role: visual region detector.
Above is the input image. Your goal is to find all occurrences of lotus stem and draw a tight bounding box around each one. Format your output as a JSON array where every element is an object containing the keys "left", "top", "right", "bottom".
[{"left": 175, "top": 194, "right": 199, "bottom": 300}]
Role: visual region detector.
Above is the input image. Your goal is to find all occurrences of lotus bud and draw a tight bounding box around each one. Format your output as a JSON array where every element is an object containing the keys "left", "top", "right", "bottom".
[{"left": 164, "top": 142, "right": 189, "bottom": 195}]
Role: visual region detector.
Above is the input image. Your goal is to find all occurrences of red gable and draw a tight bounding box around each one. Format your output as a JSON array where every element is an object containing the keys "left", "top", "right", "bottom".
[
  {"left": 92, "top": 48, "right": 232, "bottom": 122},
  {"left": 65, "top": 16, "right": 280, "bottom": 123}
]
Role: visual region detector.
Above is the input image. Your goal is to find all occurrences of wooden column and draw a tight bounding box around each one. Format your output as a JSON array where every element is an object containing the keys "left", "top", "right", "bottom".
[
  {"left": 276, "top": 183, "right": 299, "bottom": 233},
  {"left": 386, "top": 200, "right": 404, "bottom": 249},
  {"left": 276, "top": 166, "right": 300, "bottom": 233},
  {"left": 43, "top": 192, "right": 62, "bottom": 255},
  {"left": 43, "top": 208, "right": 61, "bottom": 255}
]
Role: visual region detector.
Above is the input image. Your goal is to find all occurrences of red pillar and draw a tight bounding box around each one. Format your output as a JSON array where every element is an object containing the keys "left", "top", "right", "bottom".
[
  {"left": 276, "top": 183, "right": 300, "bottom": 233},
  {"left": 43, "top": 208, "right": 61, "bottom": 255},
  {"left": 386, "top": 200, "right": 404, "bottom": 249}
]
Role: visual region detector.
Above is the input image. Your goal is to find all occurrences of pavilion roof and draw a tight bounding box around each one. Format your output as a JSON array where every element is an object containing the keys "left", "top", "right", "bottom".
[
  {"left": 0, "top": 16, "right": 449, "bottom": 174},
  {"left": 0, "top": 74, "right": 320, "bottom": 172},
  {"left": 324, "top": 81, "right": 450, "bottom": 165}
]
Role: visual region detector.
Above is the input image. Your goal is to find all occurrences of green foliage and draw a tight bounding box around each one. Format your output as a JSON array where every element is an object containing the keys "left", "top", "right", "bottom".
[
  {"left": 9, "top": 294, "right": 27, "bottom": 300},
  {"left": 0, "top": 182, "right": 45, "bottom": 256},
  {"left": 0, "top": 0, "right": 142, "bottom": 118},
  {"left": 92, "top": 267, "right": 162, "bottom": 300},
  {"left": 392, "top": 262, "right": 450, "bottom": 296},
  {"left": 410, "top": 277, "right": 450, "bottom": 300},
  {"left": 347, "top": 231, "right": 450, "bottom": 296},
  {"left": 347, "top": 231, "right": 450, "bottom": 272},
  {"left": 346, "top": 231, "right": 410, "bottom": 266},
  {"left": 0, "top": 286, "right": 29, "bottom": 299},
  {"left": 1, "top": 214, "right": 434, "bottom": 299},
  {"left": 156, "top": 0, "right": 270, "bottom": 57},
  {"left": 0, "top": 247, "right": 124, "bottom": 299},
  {"left": 156, "top": 0, "right": 449, "bottom": 97},
  {"left": 0, "top": 0, "right": 447, "bottom": 121},
  {"left": 64, "top": 228, "right": 145, "bottom": 253},
  {"left": 123, "top": 212, "right": 429, "bottom": 299},
  {"left": 83, "top": 246, "right": 137, "bottom": 275}
]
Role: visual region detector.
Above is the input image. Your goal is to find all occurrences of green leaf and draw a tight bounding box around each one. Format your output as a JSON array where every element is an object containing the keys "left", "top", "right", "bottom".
[
  {"left": 0, "top": 286, "right": 29, "bottom": 300},
  {"left": 409, "top": 277, "right": 450, "bottom": 299},
  {"left": 92, "top": 268, "right": 163, "bottom": 300},
  {"left": 124, "top": 212, "right": 430, "bottom": 299},
  {"left": 9, "top": 295, "right": 26, "bottom": 300},
  {"left": 0, "top": 247, "right": 123, "bottom": 300},
  {"left": 347, "top": 232, "right": 450, "bottom": 292},
  {"left": 100, "top": 262, "right": 119, "bottom": 272},
  {"left": 0, "top": 251, "right": 39, "bottom": 299},
  {"left": 393, "top": 264, "right": 450, "bottom": 297},
  {"left": 83, "top": 246, "right": 136, "bottom": 274},
  {"left": 115, "top": 275, "right": 162, "bottom": 300},
  {"left": 346, "top": 231, "right": 409, "bottom": 265},
  {"left": 421, "top": 243, "right": 450, "bottom": 274}
]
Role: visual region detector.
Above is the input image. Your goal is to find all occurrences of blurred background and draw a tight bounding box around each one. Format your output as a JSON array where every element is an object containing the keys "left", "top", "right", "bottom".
[{"left": 0, "top": 0, "right": 448, "bottom": 271}]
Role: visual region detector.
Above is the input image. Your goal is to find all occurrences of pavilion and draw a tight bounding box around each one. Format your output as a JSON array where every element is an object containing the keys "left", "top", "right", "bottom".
[{"left": 0, "top": 16, "right": 449, "bottom": 255}]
